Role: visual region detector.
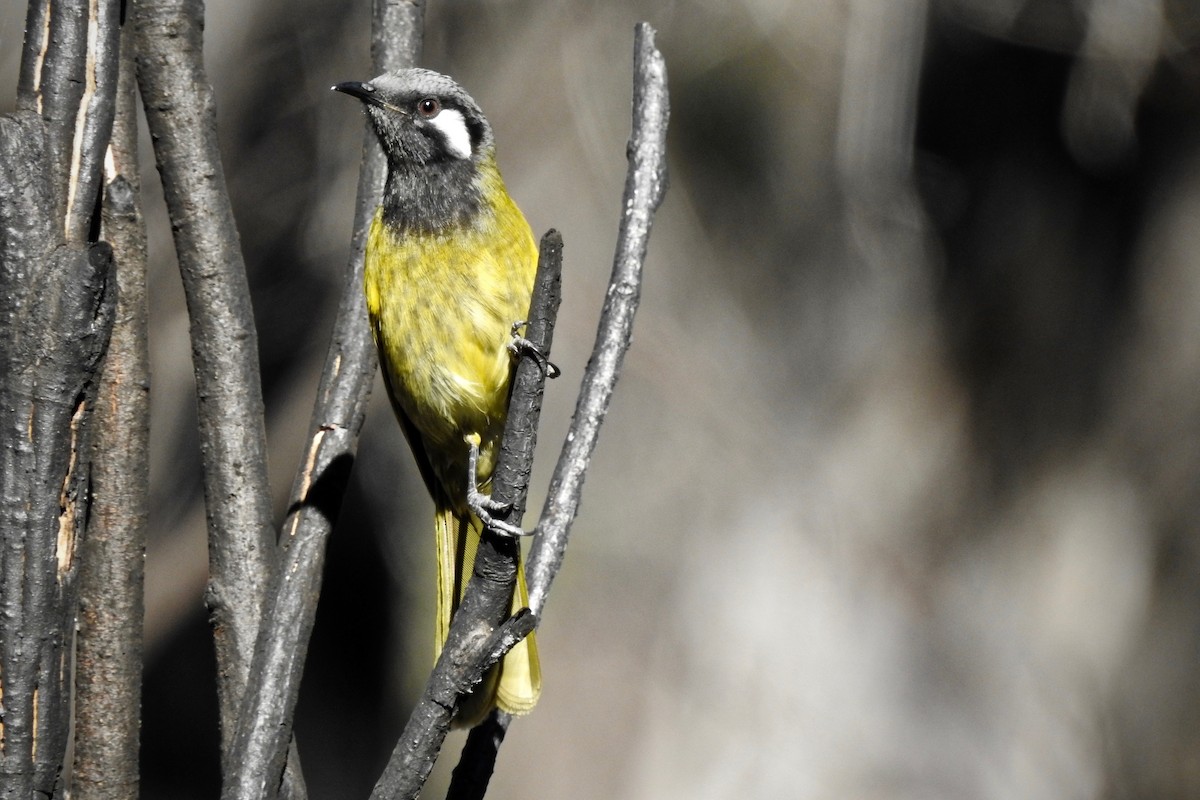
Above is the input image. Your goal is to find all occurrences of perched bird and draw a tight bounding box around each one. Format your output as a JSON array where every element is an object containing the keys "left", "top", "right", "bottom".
[{"left": 333, "top": 69, "right": 540, "bottom": 723}]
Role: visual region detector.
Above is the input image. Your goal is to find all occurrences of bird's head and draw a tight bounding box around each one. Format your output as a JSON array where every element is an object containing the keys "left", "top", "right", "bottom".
[{"left": 333, "top": 68, "right": 493, "bottom": 168}]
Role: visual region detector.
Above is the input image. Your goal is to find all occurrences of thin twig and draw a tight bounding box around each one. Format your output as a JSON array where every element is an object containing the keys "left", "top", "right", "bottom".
[
  {"left": 369, "top": 231, "right": 563, "bottom": 800},
  {"left": 218, "top": 3, "right": 426, "bottom": 799},
  {"left": 526, "top": 22, "right": 669, "bottom": 615},
  {"left": 130, "top": 0, "right": 278, "bottom": 780},
  {"left": 71, "top": 18, "right": 149, "bottom": 800}
]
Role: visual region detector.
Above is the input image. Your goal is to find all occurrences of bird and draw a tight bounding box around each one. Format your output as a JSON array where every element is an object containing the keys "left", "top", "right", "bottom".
[{"left": 333, "top": 68, "right": 541, "bottom": 724}]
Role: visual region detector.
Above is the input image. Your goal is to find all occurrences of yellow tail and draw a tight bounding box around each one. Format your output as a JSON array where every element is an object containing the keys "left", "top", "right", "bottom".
[{"left": 435, "top": 503, "right": 541, "bottom": 725}]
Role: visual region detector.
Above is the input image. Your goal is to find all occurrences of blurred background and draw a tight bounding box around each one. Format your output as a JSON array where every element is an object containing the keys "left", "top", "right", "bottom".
[{"left": 5, "top": 0, "right": 1200, "bottom": 797}]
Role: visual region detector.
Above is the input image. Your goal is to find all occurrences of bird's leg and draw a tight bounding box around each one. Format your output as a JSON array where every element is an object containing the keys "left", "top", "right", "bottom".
[
  {"left": 507, "top": 321, "right": 561, "bottom": 378},
  {"left": 465, "top": 434, "right": 530, "bottom": 537}
]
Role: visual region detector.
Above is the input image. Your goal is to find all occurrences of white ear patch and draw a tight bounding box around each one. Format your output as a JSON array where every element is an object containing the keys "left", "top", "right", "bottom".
[{"left": 428, "top": 108, "right": 473, "bottom": 160}]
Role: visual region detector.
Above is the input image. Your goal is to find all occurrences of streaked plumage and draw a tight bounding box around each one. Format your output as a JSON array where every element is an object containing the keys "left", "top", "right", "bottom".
[{"left": 336, "top": 68, "right": 541, "bottom": 723}]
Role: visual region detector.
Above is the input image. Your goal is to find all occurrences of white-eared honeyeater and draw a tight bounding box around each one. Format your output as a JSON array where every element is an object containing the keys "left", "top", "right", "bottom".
[{"left": 333, "top": 69, "right": 540, "bottom": 724}]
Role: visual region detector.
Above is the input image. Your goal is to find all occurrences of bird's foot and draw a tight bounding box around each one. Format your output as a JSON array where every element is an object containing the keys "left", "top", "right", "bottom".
[
  {"left": 508, "top": 321, "right": 560, "bottom": 378},
  {"left": 465, "top": 434, "right": 529, "bottom": 538}
]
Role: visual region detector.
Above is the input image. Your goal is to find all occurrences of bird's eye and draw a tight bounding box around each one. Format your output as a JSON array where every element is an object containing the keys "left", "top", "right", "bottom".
[{"left": 417, "top": 97, "right": 441, "bottom": 118}]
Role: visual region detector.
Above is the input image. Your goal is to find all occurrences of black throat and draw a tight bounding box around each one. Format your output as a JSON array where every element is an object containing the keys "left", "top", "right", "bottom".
[{"left": 380, "top": 158, "right": 484, "bottom": 234}]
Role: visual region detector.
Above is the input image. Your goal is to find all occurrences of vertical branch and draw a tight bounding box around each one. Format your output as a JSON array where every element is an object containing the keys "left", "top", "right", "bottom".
[
  {"left": 71, "top": 17, "right": 149, "bottom": 800},
  {"left": 490, "top": 231, "right": 564, "bottom": 520},
  {"left": 130, "top": 0, "right": 276, "bottom": 773},
  {"left": 28, "top": 244, "right": 116, "bottom": 799},
  {"left": 0, "top": 122, "right": 116, "bottom": 791},
  {"left": 27, "top": 0, "right": 87, "bottom": 223},
  {"left": 16, "top": 0, "right": 50, "bottom": 110},
  {"left": 22, "top": 0, "right": 121, "bottom": 243},
  {"left": 62, "top": 0, "right": 122, "bottom": 243},
  {"left": 0, "top": 1, "right": 122, "bottom": 795},
  {"left": 219, "top": 2, "right": 425, "bottom": 800},
  {"left": 525, "top": 23, "right": 669, "bottom": 614}
]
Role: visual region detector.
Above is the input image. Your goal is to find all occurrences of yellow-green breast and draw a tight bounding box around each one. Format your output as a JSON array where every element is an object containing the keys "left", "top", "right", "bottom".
[{"left": 364, "top": 161, "right": 537, "bottom": 495}]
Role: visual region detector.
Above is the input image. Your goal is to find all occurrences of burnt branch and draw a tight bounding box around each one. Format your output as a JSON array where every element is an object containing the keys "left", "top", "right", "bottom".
[
  {"left": 0, "top": 136, "right": 117, "bottom": 788},
  {"left": 0, "top": 2, "right": 121, "bottom": 794},
  {"left": 442, "top": 231, "right": 564, "bottom": 800},
  {"left": 491, "top": 231, "right": 565, "bottom": 521},
  {"left": 18, "top": 0, "right": 121, "bottom": 243}
]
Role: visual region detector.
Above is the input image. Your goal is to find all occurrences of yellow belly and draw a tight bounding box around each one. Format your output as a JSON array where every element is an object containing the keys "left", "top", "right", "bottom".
[
  {"left": 365, "top": 168, "right": 542, "bottom": 721},
  {"left": 364, "top": 193, "right": 537, "bottom": 497}
]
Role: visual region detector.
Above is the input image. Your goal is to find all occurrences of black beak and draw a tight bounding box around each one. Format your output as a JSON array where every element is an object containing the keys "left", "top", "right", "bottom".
[{"left": 331, "top": 81, "right": 377, "bottom": 103}]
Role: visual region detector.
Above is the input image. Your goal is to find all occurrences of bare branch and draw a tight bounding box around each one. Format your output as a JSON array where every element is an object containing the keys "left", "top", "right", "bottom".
[
  {"left": 368, "top": 545, "right": 520, "bottom": 800},
  {"left": 442, "top": 24, "right": 669, "bottom": 800},
  {"left": 130, "top": 0, "right": 277, "bottom": 776},
  {"left": 445, "top": 713, "right": 511, "bottom": 800},
  {"left": 526, "top": 22, "right": 669, "bottom": 615},
  {"left": 71, "top": 20, "right": 149, "bottom": 800},
  {"left": 64, "top": 0, "right": 121, "bottom": 244},
  {"left": 491, "top": 231, "right": 565, "bottom": 520},
  {"left": 218, "top": 3, "right": 426, "bottom": 799},
  {"left": 0, "top": 138, "right": 117, "bottom": 787},
  {"left": 16, "top": 0, "right": 49, "bottom": 109}
]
